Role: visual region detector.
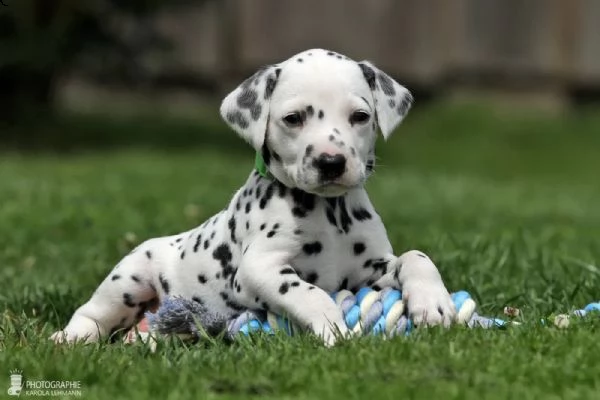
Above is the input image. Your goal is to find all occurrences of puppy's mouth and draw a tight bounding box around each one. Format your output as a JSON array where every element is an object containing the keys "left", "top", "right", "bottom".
[{"left": 303, "top": 180, "right": 360, "bottom": 197}]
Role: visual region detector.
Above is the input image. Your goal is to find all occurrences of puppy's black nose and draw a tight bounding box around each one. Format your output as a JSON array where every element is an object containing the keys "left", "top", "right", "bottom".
[{"left": 314, "top": 153, "right": 346, "bottom": 180}]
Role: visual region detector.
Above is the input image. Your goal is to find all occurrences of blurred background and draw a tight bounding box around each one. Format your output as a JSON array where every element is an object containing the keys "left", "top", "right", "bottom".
[{"left": 1, "top": 0, "right": 600, "bottom": 149}]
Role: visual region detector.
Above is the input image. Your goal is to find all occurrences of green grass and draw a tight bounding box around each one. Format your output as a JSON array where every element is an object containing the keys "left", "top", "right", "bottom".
[{"left": 1, "top": 102, "right": 600, "bottom": 399}]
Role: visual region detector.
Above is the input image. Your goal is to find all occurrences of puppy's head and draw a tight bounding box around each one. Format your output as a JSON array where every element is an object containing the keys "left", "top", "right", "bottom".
[{"left": 220, "top": 49, "right": 412, "bottom": 197}]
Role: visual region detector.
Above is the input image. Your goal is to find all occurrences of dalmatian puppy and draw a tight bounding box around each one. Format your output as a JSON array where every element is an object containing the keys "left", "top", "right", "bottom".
[{"left": 51, "top": 49, "right": 456, "bottom": 346}]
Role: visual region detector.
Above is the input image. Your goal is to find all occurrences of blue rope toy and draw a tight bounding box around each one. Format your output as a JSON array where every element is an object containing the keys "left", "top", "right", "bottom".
[
  {"left": 146, "top": 288, "right": 599, "bottom": 341},
  {"left": 122, "top": 289, "right": 599, "bottom": 349},
  {"left": 125, "top": 289, "right": 600, "bottom": 349}
]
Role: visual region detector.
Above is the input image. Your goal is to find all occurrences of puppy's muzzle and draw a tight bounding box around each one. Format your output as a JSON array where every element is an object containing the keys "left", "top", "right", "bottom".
[{"left": 313, "top": 153, "right": 347, "bottom": 181}]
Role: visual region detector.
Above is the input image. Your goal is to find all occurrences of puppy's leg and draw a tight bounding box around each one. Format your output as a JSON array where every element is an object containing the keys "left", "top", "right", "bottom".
[
  {"left": 371, "top": 250, "right": 455, "bottom": 327},
  {"left": 234, "top": 247, "right": 348, "bottom": 346},
  {"left": 51, "top": 238, "right": 168, "bottom": 343}
]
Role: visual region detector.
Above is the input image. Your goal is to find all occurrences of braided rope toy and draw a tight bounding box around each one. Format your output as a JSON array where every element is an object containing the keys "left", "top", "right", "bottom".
[{"left": 123, "top": 289, "right": 600, "bottom": 347}]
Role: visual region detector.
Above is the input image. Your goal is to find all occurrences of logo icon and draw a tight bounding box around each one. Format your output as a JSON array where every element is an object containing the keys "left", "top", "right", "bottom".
[{"left": 7, "top": 370, "right": 23, "bottom": 396}]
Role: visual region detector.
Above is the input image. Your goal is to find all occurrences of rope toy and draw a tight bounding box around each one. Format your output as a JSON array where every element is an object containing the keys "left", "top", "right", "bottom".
[{"left": 123, "top": 289, "right": 599, "bottom": 348}]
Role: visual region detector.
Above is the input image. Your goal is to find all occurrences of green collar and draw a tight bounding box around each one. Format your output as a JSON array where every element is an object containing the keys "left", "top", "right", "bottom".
[{"left": 254, "top": 152, "right": 272, "bottom": 178}]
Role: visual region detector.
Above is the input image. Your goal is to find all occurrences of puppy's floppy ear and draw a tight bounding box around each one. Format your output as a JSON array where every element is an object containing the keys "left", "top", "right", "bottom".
[
  {"left": 220, "top": 65, "right": 281, "bottom": 150},
  {"left": 358, "top": 61, "right": 413, "bottom": 139}
]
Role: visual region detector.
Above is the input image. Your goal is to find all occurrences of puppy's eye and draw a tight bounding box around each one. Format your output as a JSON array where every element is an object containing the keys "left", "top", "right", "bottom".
[
  {"left": 283, "top": 112, "right": 303, "bottom": 127},
  {"left": 350, "top": 111, "right": 370, "bottom": 125}
]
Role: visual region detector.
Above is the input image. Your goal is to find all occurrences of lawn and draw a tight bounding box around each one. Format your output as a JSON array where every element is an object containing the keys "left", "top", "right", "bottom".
[{"left": 1, "top": 102, "right": 600, "bottom": 399}]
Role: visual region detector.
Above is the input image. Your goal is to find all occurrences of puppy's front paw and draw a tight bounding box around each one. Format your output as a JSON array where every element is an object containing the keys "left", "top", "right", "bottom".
[
  {"left": 403, "top": 280, "right": 456, "bottom": 327},
  {"left": 50, "top": 316, "right": 102, "bottom": 344},
  {"left": 311, "top": 319, "right": 349, "bottom": 347}
]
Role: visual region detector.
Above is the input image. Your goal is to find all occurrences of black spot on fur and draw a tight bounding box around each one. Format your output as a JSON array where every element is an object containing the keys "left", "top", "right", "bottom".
[
  {"left": 325, "top": 197, "right": 338, "bottom": 209},
  {"left": 372, "top": 259, "right": 389, "bottom": 273},
  {"left": 228, "top": 216, "right": 237, "bottom": 244},
  {"left": 237, "top": 89, "right": 258, "bottom": 108},
  {"left": 306, "top": 105, "right": 314, "bottom": 117},
  {"left": 226, "top": 111, "right": 249, "bottom": 129},
  {"left": 338, "top": 197, "right": 352, "bottom": 233},
  {"left": 255, "top": 186, "right": 262, "bottom": 198},
  {"left": 145, "top": 251, "right": 152, "bottom": 259},
  {"left": 176, "top": 238, "right": 182, "bottom": 243},
  {"left": 246, "top": 221, "right": 250, "bottom": 230},
  {"left": 327, "top": 51, "right": 334, "bottom": 56},
  {"left": 279, "top": 282, "right": 289, "bottom": 294},
  {"left": 123, "top": 293, "right": 136, "bottom": 308},
  {"left": 297, "top": 58, "right": 303, "bottom": 63},
  {"left": 180, "top": 251, "right": 185, "bottom": 259},
  {"left": 326, "top": 207, "right": 337, "bottom": 228},
  {"left": 352, "top": 208, "right": 372, "bottom": 221},
  {"left": 266, "top": 230, "right": 276, "bottom": 238},
  {"left": 333, "top": 128, "right": 340, "bottom": 135},
  {"left": 377, "top": 73, "right": 396, "bottom": 96},
  {"left": 353, "top": 242, "right": 366, "bottom": 255},
  {"left": 204, "top": 240, "right": 210, "bottom": 250},
  {"left": 276, "top": 181, "right": 287, "bottom": 197},
  {"left": 111, "top": 275, "right": 121, "bottom": 281},
  {"left": 213, "top": 244, "right": 235, "bottom": 281},
  {"left": 308, "top": 286, "right": 316, "bottom": 290},
  {"left": 398, "top": 93, "right": 413, "bottom": 116},
  {"left": 280, "top": 267, "right": 296, "bottom": 275},
  {"left": 294, "top": 229, "right": 303, "bottom": 235},
  {"left": 329, "top": 134, "right": 335, "bottom": 141},
  {"left": 417, "top": 252, "right": 428, "bottom": 259},
  {"left": 303, "top": 241, "right": 323, "bottom": 255},
  {"left": 159, "top": 273, "right": 170, "bottom": 294},
  {"left": 198, "top": 274, "right": 207, "bottom": 284},
  {"left": 359, "top": 63, "right": 376, "bottom": 90},
  {"left": 250, "top": 104, "right": 262, "bottom": 121},
  {"left": 260, "top": 182, "right": 275, "bottom": 209},
  {"left": 193, "top": 234, "right": 202, "bottom": 252},
  {"left": 388, "top": 99, "right": 396, "bottom": 108},
  {"left": 192, "top": 296, "right": 204, "bottom": 305},
  {"left": 260, "top": 223, "right": 266, "bottom": 230},
  {"left": 226, "top": 300, "right": 245, "bottom": 311},
  {"left": 291, "top": 188, "right": 316, "bottom": 217},
  {"left": 264, "top": 76, "right": 277, "bottom": 100},
  {"left": 131, "top": 275, "right": 141, "bottom": 283},
  {"left": 261, "top": 143, "right": 272, "bottom": 166},
  {"left": 245, "top": 202, "right": 252, "bottom": 214},
  {"left": 318, "top": 110, "right": 324, "bottom": 119},
  {"left": 339, "top": 278, "right": 349, "bottom": 290},
  {"left": 306, "top": 272, "right": 319, "bottom": 284},
  {"left": 291, "top": 281, "right": 300, "bottom": 287},
  {"left": 275, "top": 68, "right": 281, "bottom": 78}
]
